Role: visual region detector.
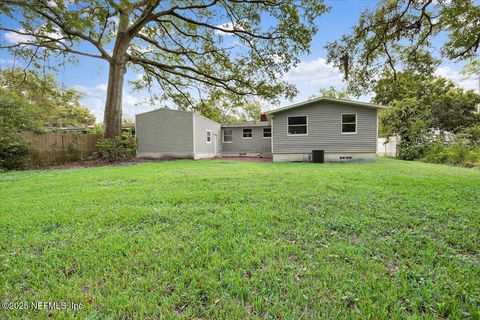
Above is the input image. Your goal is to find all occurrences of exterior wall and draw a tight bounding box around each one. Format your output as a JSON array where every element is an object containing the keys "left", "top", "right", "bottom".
[
  {"left": 271, "top": 101, "right": 378, "bottom": 160},
  {"left": 273, "top": 152, "right": 375, "bottom": 163},
  {"left": 193, "top": 113, "right": 222, "bottom": 159},
  {"left": 221, "top": 126, "right": 272, "bottom": 157},
  {"left": 136, "top": 109, "right": 194, "bottom": 158}
]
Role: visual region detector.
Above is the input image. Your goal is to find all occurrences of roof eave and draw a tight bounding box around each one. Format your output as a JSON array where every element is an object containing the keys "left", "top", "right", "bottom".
[{"left": 266, "top": 97, "right": 387, "bottom": 115}]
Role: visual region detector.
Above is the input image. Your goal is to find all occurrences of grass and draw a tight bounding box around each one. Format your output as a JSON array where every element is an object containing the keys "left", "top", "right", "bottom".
[{"left": 0, "top": 158, "right": 479, "bottom": 319}]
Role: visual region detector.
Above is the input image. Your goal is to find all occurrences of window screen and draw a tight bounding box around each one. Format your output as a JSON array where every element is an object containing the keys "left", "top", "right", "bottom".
[
  {"left": 223, "top": 128, "right": 233, "bottom": 142},
  {"left": 341, "top": 114, "right": 356, "bottom": 133},
  {"left": 288, "top": 116, "right": 307, "bottom": 135},
  {"left": 243, "top": 128, "right": 252, "bottom": 138}
]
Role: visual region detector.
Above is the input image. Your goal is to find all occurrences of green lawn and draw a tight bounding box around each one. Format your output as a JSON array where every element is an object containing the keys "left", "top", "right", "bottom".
[{"left": 0, "top": 158, "right": 479, "bottom": 319}]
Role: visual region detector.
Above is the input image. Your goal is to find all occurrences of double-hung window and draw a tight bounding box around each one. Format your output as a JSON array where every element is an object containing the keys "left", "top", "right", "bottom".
[
  {"left": 206, "top": 130, "right": 211, "bottom": 143},
  {"left": 242, "top": 128, "right": 252, "bottom": 139},
  {"left": 287, "top": 116, "right": 307, "bottom": 135},
  {"left": 223, "top": 128, "right": 233, "bottom": 142},
  {"left": 341, "top": 114, "right": 357, "bottom": 134},
  {"left": 263, "top": 128, "right": 271, "bottom": 138}
]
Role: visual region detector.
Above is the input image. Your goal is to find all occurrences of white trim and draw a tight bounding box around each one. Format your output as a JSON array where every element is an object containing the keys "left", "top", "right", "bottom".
[
  {"left": 265, "top": 97, "right": 387, "bottom": 115},
  {"left": 341, "top": 113, "right": 357, "bottom": 134},
  {"left": 376, "top": 110, "right": 379, "bottom": 153},
  {"left": 271, "top": 116, "right": 274, "bottom": 153},
  {"left": 213, "top": 133, "right": 217, "bottom": 156},
  {"left": 192, "top": 113, "right": 196, "bottom": 154},
  {"left": 222, "top": 127, "right": 233, "bottom": 143},
  {"left": 263, "top": 127, "right": 272, "bottom": 139},
  {"left": 242, "top": 128, "right": 253, "bottom": 139},
  {"left": 206, "top": 130, "right": 212, "bottom": 143},
  {"left": 287, "top": 115, "right": 308, "bottom": 136}
]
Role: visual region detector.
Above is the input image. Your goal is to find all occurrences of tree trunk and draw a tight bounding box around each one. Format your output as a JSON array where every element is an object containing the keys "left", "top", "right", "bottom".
[{"left": 103, "top": 60, "right": 127, "bottom": 139}]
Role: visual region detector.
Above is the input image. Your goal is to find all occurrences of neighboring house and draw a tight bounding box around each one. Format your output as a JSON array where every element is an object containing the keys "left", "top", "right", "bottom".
[{"left": 136, "top": 97, "right": 386, "bottom": 162}]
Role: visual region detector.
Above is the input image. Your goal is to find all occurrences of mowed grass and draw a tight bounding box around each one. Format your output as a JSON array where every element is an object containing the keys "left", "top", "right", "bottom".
[{"left": 0, "top": 158, "right": 479, "bottom": 319}]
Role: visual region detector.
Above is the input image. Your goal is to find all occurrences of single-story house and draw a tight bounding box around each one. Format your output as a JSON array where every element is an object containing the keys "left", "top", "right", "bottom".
[{"left": 135, "top": 97, "right": 387, "bottom": 162}]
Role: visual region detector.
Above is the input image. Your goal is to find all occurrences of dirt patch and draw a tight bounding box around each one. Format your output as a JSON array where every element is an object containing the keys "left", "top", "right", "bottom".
[
  {"left": 215, "top": 156, "right": 272, "bottom": 162},
  {"left": 40, "top": 158, "right": 168, "bottom": 170},
  {"left": 34, "top": 156, "right": 270, "bottom": 170}
]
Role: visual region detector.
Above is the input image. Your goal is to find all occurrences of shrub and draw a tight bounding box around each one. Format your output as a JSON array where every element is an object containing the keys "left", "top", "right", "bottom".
[
  {"left": 0, "top": 133, "right": 32, "bottom": 170},
  {"left": 398, "top": 134, "right": 433, "bottom": 161},
  {"left": 422, "top": 139, "right": 480, "bottom": 167},
  {"left": 466, "top": 125, "right": 480, "bottom": 144},
  {"left": 66, "top": 141, "right": 83, "bottom": 162},
  {"left": 96, "top": 137, "right": 135, "bottom": 161}
]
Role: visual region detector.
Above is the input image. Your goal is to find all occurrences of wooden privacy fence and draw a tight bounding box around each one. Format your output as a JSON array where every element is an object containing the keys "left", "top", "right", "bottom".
[{"left": 22, "top": 131, "right": 102, "bottom": 165}]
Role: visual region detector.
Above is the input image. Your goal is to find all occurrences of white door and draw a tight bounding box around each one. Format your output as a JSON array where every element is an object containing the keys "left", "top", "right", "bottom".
[{"left": 213, "top": 134, "right": 217, "bottom": 157}]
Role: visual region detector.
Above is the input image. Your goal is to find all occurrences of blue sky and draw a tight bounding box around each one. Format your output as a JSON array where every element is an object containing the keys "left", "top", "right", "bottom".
[{"left": 0, "top": 0, "right": 478, "bottom": 122}]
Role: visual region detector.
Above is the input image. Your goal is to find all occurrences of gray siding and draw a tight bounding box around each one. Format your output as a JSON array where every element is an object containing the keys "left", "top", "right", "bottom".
[
  {"left": 272, "top": 101, "right": 377, "bottom": 153},
  {"left": 193, "top": 113, "right": 222, "bottom": 158},
  {"left": 221, "top": 126, "right": 272, "bottom": 155},
  {"left": 136, "top": 109, "right": 193, "bottom": 157}
]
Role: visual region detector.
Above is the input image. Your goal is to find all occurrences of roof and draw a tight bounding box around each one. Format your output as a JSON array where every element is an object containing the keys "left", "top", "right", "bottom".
[
  {"left": 265, "top": 97, "right": 387, "bottom": 115},
  {"left": 222, "top": 121, "right": 270, "bottom": 128}
]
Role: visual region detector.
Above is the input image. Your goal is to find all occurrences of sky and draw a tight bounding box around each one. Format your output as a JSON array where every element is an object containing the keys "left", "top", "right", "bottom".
[{"left": 0, "top": 0, "right": 478, "bottom": 123}]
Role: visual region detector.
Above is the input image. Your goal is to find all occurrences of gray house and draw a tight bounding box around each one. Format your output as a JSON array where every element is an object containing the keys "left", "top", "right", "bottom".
[
  {"left": 135, "top": 97, "right": 386, "bottom": 162},
  {"left": 136, "top": 109, "right": 221, "bottom": 159}
]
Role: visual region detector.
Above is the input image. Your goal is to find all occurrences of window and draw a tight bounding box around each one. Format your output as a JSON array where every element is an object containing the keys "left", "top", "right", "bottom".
[
  {"left": 242, "top": 128, "right": 252, "bottom": 139},
  {"left": 263, "top": 127, "right": 271, "bottom": 138},
  {"left": 288, "top": 116, "right": 307, "bottom": 135},
  {"left": 341, "top": 114, "right": 356, "bottom": 134},
  {"left": 223, "top": 128, "right": 233, "bottom": 142},
  {"left": 206, "top": 130, "right": 211, "bottom": 143}
]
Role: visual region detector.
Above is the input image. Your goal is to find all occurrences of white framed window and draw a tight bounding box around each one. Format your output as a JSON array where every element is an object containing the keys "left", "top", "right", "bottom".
[
  {"left": 287, "top": 116, "right": 307, "bottom": 135},
  {"left": 206, "top": 130, "right": 211, "bottom": 143},
  {"left": 223, "top": 128, "right": 233, "bottom": 143},
  {"left": 263, "top": 127, "right": 271, "bottom": 138},
  {"left": 341, "top": 113, "right": 357, "bottom": 134},
  {"left": 242, "top": 128, "right": 252, "bottom": 139}
]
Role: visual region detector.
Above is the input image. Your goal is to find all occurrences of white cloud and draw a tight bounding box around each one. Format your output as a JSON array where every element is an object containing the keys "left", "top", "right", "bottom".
[
  {"left": 284, "top": 57, "right": 344, "bottom": 86},
  {"left": 4, "top": 27, "right": 63, "bottom": 45},
  {"left": 74, "top": 82, "right": 153, "bottom": 122},
  {"left": 435, "top": 65, "right": 479, "bottom": 91},
  {"left": 4, "top": 29, "right": 34, "bottom": 44},
  {"left": 215, "top": 21, "right": 245, "bottom": 36}
]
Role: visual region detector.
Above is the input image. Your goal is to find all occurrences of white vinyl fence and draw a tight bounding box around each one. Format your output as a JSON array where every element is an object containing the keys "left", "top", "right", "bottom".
[{"left": 377, "top": 136, "right": 399, "bottom": 157}]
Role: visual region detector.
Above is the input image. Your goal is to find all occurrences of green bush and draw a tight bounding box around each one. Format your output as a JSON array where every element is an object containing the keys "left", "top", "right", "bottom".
[
  {"left": 466, "top": 125, "right": 480, "bottom": 144},
  {"left": 0, "top": 133, "right": 32, "bottom": 170},
  {"left": 422, "top": 139, "right": 480, "bottom": 167},
  {"left": 96, "top": 137, "right": 135, "bottom": 162},
  {"left": 398, "top": 136, "right": 432, "bottom": 161}
]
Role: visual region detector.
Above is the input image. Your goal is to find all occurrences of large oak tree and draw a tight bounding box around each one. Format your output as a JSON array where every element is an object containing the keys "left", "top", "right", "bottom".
[
  {"left": 1, "top": 0, "right": 326, "bottom": 138},
  {"left": 326, "top": 0, "right": 480, "bottom": 95}
]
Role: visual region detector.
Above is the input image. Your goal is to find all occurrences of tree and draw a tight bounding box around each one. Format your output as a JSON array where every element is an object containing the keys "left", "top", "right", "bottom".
[
  {"left": 372, "top": 70, "right": 454, "bottom": 106},
  {"left": 0, "top": 87, "right": 42, "bottom": 132},
  {"left": 0, "top": 69, "right": 95, "bottom": 127},
  {"left": 430, "top": 88, "right": 480, "bottom": 133},
  {"left": 377, "top": 72, "right": 480, "bottom": 159},
  {"left": 309, "top": 86, "right": 350, "bottom": 100},
  {"left": 326, "top": 0, "right": 480, "bottom": 94},
  {"left": 239, "top": 101, "right": 262, "bottom": 122},
  {"left": 1, "top": 1, "right": 327, "bottom": 138}
]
